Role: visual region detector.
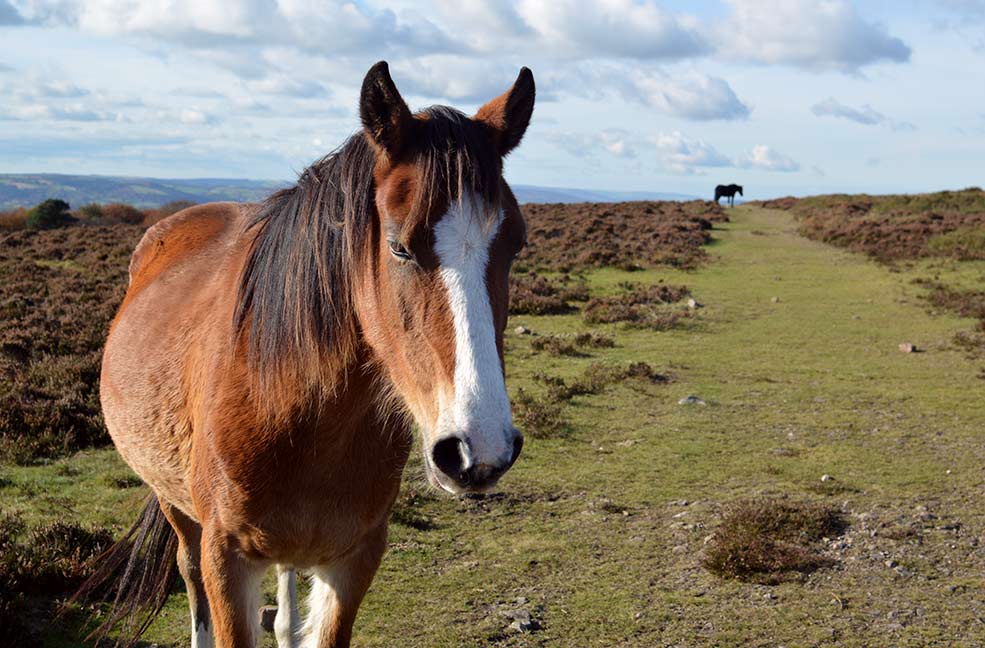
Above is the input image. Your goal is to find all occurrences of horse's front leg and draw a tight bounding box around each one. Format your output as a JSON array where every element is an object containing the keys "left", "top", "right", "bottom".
[
  {"left": 200, "top": 523, "right": 266, "bottom": 647},
  {"left": 301, "top": 525, "right": 387, "bottom": 648}
]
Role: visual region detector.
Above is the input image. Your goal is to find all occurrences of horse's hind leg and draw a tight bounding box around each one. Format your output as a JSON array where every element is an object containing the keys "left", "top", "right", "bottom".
[
  {"left": 160, "top": 502, "right": 213, "bottom": 648},
  {"left": 301, "top": 525, "right": 387, "bottom": 648},
  {"left": 201, "top": 523, "right": 265, "bottom": 647}
]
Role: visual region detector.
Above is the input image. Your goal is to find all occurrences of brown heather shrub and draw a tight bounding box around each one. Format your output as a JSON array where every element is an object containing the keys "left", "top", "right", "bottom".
[
  {"left": 519, "top": 200, "right": 727, "bottom": 272},
  {"left": 703, "top": 499, "right": 846, "bottom": 583},
  {"left": 511, "top": 388, "right": 568, "bottom": 439},
  {"left": 529, "top": 332, "right": 614, "bottom": 357},
  {"left": 0, "top": 207, "right": 29, "bottom": 231},
  {"left": 0, "top": 508, "right": 113, "bottom": 642},
  {"left": 583, "top": 283, "right": 691, "bottom": 329},
  {"left": 0, "top": 224, "right": 142, "bottom": 463},
  {"left": 789, "top": 188, "right": 985, "bottom": 263},
  {"left": 100, "top": 202, "right": 146, "bottom": 225},
  {"left": 534, "top": 361, "right": 670, "bottom": 403}
]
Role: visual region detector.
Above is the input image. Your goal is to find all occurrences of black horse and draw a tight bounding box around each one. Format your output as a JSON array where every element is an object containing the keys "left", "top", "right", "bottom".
[{"left": 714, "top": 184, "right": 743, "bottom": 207}]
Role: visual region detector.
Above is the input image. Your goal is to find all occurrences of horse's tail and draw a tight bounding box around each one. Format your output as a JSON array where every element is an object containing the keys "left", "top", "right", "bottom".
[{"left": 68, "top": 495, "right": 179, "bottom": 648}]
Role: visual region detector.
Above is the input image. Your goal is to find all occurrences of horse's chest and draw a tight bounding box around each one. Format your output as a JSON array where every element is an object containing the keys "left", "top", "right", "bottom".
[{"left": 207, "top": 426, "right": 411, "bottom": 565}]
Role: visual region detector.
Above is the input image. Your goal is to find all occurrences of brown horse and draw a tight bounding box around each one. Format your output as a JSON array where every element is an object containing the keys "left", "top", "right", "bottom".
[{"left": 85, "top": 61, "right": 534, "bottom": 648}]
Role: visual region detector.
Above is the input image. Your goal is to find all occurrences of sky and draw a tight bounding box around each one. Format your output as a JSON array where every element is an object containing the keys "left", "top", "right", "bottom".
[{"left": 0, "top": 1, "right": 983, "bottom": 199}]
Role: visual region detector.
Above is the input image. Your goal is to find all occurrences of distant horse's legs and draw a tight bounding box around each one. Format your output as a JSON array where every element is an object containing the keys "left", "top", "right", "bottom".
[
  {"left": 301, "top": 525, "right": 387, "bottom": 648},
  {"left": 160, "top": 501, "right": 213, "bottom": 648},
  {"left": 275, "top": 565, "right": 301, "bottom": 647},
  {"left": 200, "top": 523, "right": 265, "bottom": 648}
]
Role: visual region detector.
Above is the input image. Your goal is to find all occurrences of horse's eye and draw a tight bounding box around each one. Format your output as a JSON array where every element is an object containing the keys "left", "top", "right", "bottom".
[{"left": 388, "top": 240, "right": 414, "bottom": 262}]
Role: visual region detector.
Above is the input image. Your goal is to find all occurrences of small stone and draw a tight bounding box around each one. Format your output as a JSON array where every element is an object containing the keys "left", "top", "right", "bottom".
[
  {"left": 259, "top": 606, "right": 278, "bottom": 633},
  {"left": 678, "top": 395, "right": 707, "bottom": 406},
  {"left": 771, "top": 296, "right": 780, "bottom": 303},
  {"left": 515, "top": 325, "right": 531, "bottom": 335},
  {"left": 821, "top": 474, "right": 833, "bottom": 482},
  {"left": 884, "top": 559, "right": 898, "bottom": 568},
  {"left": 899, "top": 342, "right": 917, "bottom": 353},
  {"left": 687, "top": 297, "right": 703, "bottom": 309}
]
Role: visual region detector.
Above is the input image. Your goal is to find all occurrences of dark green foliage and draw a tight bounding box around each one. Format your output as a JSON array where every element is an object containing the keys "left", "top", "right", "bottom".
[{"left": 26, "top": 199, "right": 75, "bottom": 230}]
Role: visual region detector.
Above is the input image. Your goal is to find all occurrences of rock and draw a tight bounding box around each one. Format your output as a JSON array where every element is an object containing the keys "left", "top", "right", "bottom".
[
  {"left": 505, "top": 608, "right": 538, "bottom": 633},
  {"left": 259, "top": 606, "right": 278, "bottom": 633},
  {"left": 821, "top": 474, "right": 833, "bottom": 482},
  {"left": 899, "top": 342, "right": 917, "bottom": 353},
  {"left": 687, "top": 297, "right": 703, "bottom": 309},
  {"left": 515, "top": 325, "right": 531, "bottom": 335},
  {"left": 771, "top": 296, "right": 780, "bottom": 303},
  {"left": 678, "top": 395, "right": 707, "bottom": 406},
  {"left": 884, "top": 559, "right": 898, "bottom": 568}
]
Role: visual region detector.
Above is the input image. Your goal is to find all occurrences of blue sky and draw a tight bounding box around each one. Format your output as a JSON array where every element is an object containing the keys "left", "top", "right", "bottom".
[{"left": 0, "top": 1, "right": 983, "bottom": 198}]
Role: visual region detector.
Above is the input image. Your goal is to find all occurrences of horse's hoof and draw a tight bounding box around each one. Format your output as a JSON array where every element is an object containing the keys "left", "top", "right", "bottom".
[{"left": 259, "top": 605, "right": 278, "bottom": 633}]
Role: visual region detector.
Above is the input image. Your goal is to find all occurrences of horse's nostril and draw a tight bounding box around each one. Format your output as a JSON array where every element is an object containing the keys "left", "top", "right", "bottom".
[
  {"left": 509, "top": 434, "right": 523, "bottom": 467},
  {"left": 431, "top": 436, "right": 466, "bottom": 483}
]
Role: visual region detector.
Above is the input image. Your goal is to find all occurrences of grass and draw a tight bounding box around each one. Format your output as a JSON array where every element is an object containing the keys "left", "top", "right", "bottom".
[{"left": 5, "top": 205, "right": 985, "bottom": 645}]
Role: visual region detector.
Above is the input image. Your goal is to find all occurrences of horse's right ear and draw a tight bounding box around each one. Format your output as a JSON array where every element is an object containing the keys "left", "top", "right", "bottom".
[
  {"left": 360, "top": 61, "right": 413, "bottom": 160},
  {"left": 475, "top": 67, "right": 535, "bottom": 156}
]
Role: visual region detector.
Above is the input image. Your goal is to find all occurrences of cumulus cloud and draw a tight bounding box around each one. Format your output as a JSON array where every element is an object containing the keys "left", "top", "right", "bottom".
[
  {"left": 811, "top": 97, "right": 916, "bottom": 131},
  {"left": 720, "top": 0, "right": 911, "bottom": 72},
  {"left": 621, "top": 69, "right": 750, "bottom": 121},
  {"left": 652, "top": 131, "right": 731, "bottom": 174},
  {"left": 737, "top": 145, "right": 800, "bottom": 172},
  {"left": 545, "top": 129, "right": 640, "bottom": 160}
]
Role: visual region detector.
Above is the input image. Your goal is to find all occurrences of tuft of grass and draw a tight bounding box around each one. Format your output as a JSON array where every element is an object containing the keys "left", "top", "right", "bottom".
[
  {"left": 703, "top": 499, "right": 847, "bottom": 584},
  {"left": 511, "top": 388, "right": 568, "bottom": 439}
]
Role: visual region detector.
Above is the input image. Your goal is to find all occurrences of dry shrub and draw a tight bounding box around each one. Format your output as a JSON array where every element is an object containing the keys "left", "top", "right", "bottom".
[
  {"left": 791, "top": 188, "right": 985, "bottom": 263},
  {"left": 529, "top": 332, "right": 614, "bottom": 357},
  {"left": 535, "top": 361, "right": 670, "bottom": 403},
  {"left": 0, "top": 207, "right": 29, "bottom": 231},
  {"left": 519, "top": 200, "right": 727, "bottom": 272},
  {"left": 0, "top": 225, "right": 142, "bottom": 463},
  {"left": 512, "top": 388, "right": 568, "bottom": 439},
  {"left": 509, "top": 272, "right": 590, "bottom": 316},
  {"left": 750, "top": 196, "right": 800, "bottom": 210},
  {"left": 703, "top": 499, "right": 846, "bottom": 583},
  {"left": 583, "top": 284, "right": 691, "bottom": 329},
  {"left": 0, "top": 508, "right": 113, "bottom": 641},
  {"left": 920, "top": 280, "right": 985, "bottom": 321},
  {"left": 100, "top": 202, "right": 146, "bottom": 225}
]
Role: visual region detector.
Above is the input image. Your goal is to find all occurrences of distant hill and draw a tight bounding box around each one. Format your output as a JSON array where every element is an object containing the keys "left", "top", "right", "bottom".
[{"left": 0, "top": 173, "right": 700, "bottom": 209}]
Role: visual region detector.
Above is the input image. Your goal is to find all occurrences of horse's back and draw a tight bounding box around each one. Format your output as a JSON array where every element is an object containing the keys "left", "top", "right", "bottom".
[{"left": 103, "top": 201, "right": 252, "bottom": 517}]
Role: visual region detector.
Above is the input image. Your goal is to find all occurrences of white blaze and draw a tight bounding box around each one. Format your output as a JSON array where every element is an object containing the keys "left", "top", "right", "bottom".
[{"left": 433, "top": 193, "right": 513, "bottom": 466}]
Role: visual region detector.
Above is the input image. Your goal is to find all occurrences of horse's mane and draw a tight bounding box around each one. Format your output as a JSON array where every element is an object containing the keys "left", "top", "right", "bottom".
[{"left": 234, "top": 106, "right": 500, "bottom": 411}]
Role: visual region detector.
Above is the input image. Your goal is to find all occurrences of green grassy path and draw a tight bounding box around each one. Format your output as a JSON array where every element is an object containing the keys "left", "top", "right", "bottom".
[{"left": 6, "top": 205, "right": 985, "bottom": 646}]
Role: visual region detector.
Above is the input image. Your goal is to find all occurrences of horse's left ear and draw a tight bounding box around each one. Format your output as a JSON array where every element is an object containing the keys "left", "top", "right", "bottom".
[
  {"left": 360, "top": 61, "right": 413, "bottom": 159},
  {"left": 475, "top": 67, "right": 535, "bottom": 156}
]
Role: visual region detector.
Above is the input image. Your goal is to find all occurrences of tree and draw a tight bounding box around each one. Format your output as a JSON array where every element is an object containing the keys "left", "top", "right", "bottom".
[{"left": 25, "top": 199, "right": 75, "bottom": 230}]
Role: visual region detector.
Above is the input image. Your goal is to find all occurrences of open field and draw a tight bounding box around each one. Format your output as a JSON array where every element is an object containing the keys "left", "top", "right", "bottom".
[{"left": 3, "top": 202, "right": 985, "bottom": 646}]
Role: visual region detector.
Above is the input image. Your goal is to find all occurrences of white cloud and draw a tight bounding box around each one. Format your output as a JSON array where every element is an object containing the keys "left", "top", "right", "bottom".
[
  {"left": 652, "top": 131, "right": 731, "bottom": 174},
  {"left": 738, "top": 145, "right": 800, "bottom": 172},
  {"left": 720, "top": 0, "right": 911, "bottom": 72},
  {"left": 811, "top": 97, "right": 917, "bottom": 131},
  {"left": 2, "top": 102, "right": 122, "bottom": 122},
  {"left": 623, "top": 69, "right": 750, "bottom": 121},
  {"left": 545, "top": 129, "right": 640, "bottom": 160}
]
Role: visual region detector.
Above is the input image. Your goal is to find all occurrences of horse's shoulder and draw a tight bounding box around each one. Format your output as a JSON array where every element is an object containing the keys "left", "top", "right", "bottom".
[{"left": 129, "top": 202, "right": 251, "bottom": 288}]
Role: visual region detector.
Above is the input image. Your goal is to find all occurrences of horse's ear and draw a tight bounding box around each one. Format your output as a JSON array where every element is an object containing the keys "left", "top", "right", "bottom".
[
  {"left": 360, "top": 61, "right": 413, "bottom": 159},
  {"left": 475, "top": 67, "right": 535, "bottom": 157}
]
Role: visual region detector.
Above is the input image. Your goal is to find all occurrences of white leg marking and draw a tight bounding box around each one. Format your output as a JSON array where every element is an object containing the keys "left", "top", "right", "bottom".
[
  {"left": 433, "top": 193, "right": 513, "bottom": 466},
  {"left": 192, "top": 619, "right": 213, "bottom": 648},
  {"left": 275, "top": 565, "right": 301, "bottom": 648},
  {"left": 299, "top": 572, "right": 335, "bottom": 648}
]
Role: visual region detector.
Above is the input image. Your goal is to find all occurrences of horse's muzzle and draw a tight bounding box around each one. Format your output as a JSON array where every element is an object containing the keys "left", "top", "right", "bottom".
[{"left": 429, "top": 431, "right": 523, "bottom": 493}]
